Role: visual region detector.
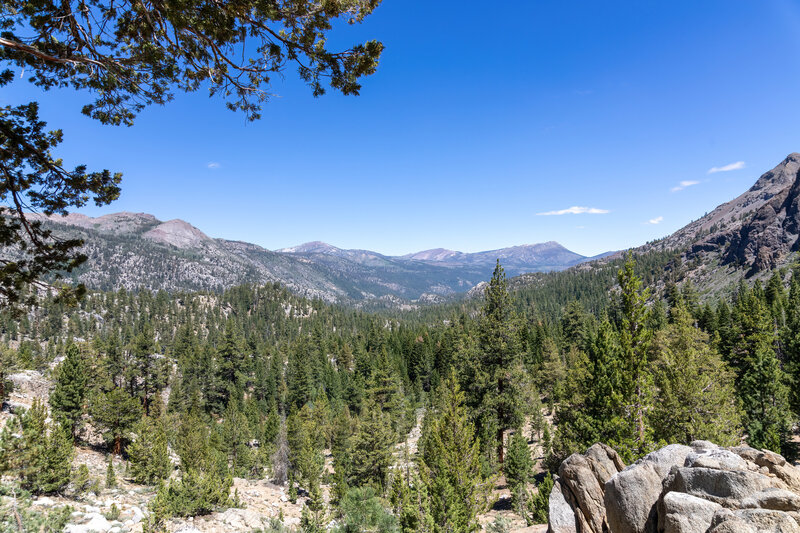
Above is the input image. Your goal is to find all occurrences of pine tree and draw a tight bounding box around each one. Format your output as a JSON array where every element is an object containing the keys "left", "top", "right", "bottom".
[
  {"left": 347, "top": 407, "right": 395, "bottom": 490},
  {"left": 128, "top": 416, "right": 172, "bottom": 484},
  {"left": 420, "top": 375, "right": 491, "bottom": 533},
  {"left": 614, "top": 254, "right": 654, "bottom": 460},
  {"left": 733, "top": 287, "right": 793, "bottom": 454},
  {"left": 740, "top": 343, "right": 792, "bottom": 453},
  {"left": 50, "top": 343, "right": 88, "bottom": 441},
  {"left": 504, "top": 430, "right": 533, "bottom": 503},
  {"left": 89, "top": 387, "right": 142, "bottom": 454},
  {"left": 782, "top": 274, "right": 800, "bottom": 416},
  {"left": 220, "top": 397, "right": 254, "bottom": 478},
  {"left": 0, "top": 399, "right": 74, "bottom": 494},
  {"left": 477, "top": 260, "right": 526, "bottom": 464},
  {"left": 288, "top": 405, "right": 324, "bottom": 491},
  {"left": 0, "top": 346, "right": 17, "bottom": 403},
  {"left": 106, "top": 455, "right": 117, "bottom": 488},
  {"left": 650, "top": 304, "right": 742, "bottom": 445},
  {"left": 212, "top": 319, "right": 247, "bottom": 412}
]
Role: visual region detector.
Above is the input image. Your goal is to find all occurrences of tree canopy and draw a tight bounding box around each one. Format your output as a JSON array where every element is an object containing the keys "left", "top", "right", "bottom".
[{"left": 0, "top": 0, "right": 383, "bottom": 307}]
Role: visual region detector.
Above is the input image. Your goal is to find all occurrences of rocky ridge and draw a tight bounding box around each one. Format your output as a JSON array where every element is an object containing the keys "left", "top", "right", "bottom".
[
  {"left": 27, "top": 212, "right": 592, "bottom": 308},
  {"left": 550, "top": 441, "right": 800, "bottom": 533},
  {"left": 638, "top": 153, "right": 800, "bottom": 288}
]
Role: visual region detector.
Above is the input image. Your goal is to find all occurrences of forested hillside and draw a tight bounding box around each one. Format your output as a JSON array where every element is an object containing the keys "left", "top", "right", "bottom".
[{"left": 1, "top": 251, "right": 798, "bottom": 531}]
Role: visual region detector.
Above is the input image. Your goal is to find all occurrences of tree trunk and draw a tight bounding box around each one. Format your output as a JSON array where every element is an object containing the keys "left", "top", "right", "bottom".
[
  {"left": 113, "top": 435, "right": 122, "bottom": 455},
  {"left": 497, "top": 427, "right": 504, "bottom": 464}
]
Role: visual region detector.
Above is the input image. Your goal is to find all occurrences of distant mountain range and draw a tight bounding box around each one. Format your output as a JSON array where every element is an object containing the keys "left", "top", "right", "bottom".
[
  {"left": 33, "top": 153, "right": 800, "bottom": 307},
  {"left": 32, "top": 212, "right": 599, "bottom": 308}
]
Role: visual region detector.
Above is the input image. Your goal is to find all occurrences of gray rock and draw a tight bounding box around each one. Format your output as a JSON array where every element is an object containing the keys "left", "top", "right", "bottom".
[
  {"left": 662, "top": 466, "right": 775, "bottom": 506},
  {"left": 32, "top": 496, "right": 56, "bottom": 507},
  {"left": 548, "top": 478, "right": 578, "bottom": 533},
  {"left": 708, "top": 509, "right": 758, "bottom": 533},
  {"left": 659, "top": 492, "right": 722, "bottom": 533},
  {"left": 684, "top": 448, "right": 749, "bottom": 472},
  {"left": 559, "top": 453, "right": 607, "bottom": 533},
  {"left": 605, "top": 445, "right": 692, "bottom": 533},
  {"left": 605, "top": 462, "right": 662, "bottom": 533},
  {"left": 741, "top": 488, "right": 800, "bottom": 512},
  {"left": 584, "top": 443, "right": 625, "bottom": 486},
  {"left": 734, "top": 509, "right": 800, "bottom": 532},
  {"left": 65, "top": 513, "right": 112, "bottom": 533}
]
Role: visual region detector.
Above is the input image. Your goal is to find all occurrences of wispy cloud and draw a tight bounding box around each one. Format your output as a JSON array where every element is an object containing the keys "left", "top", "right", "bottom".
[
  {"left": 537, "top": 206, "right": 610, "bottom": 216},
  {"left": 708, "top": 161, "right": 745, "bottom": 174},
  {"left": 207, "top": 162, "right": 221, "bottom": 169},
  {"left": 646, "top": 216, "right": 664, "bottom": 225},
  {"left": 671, "top": 180, "right": 699, "bottom": 192}
]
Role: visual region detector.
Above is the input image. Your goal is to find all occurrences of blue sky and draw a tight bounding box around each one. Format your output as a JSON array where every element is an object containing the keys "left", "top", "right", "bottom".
[{"left": 4, "top": 0, "right": 800, "bottom": 256}]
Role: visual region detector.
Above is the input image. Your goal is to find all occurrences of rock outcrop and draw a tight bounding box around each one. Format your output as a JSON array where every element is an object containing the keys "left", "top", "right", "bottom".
[{"left": 549, "top": 441, "right": 800, "bottom": 533}]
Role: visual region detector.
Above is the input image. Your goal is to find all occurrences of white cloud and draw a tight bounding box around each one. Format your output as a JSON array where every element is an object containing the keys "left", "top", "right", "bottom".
[
  {"left": 207, "top": 162, "right": 221, "bottom": 169},
  {"left": 537, "top": 206, "right": 610, "bottom": 216},
  {"left": 708, "top": 161, "right": 745, "bottom": 174},
  {"left": 671, "top": 180, "right": 699, "bottom": 192},
  {"left": 646, "top": 216, "right": 664, "bottom": 225}
]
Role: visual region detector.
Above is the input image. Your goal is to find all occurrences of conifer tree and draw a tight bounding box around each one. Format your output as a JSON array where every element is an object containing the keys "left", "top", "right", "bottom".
[
  {"left": 0, "top": 346, "right": 17, "bottom": 403},
  {"left": 347, "top": 407, "right": 395, "bottom": 490},
  {"left": 212, "top": 319, "right": 248, "bottom": 412},
  {"left": 504, "top": 430, "right": 533, "bottom": 504},
  {"left": 782, "top": 274, "right": 800, "bottom": 416},
  {"left": 288, "top": 405, "right": 325, "bottom": 491},
  {"left": 391, "top": 468, "right": 433, "bottom": 533},
  {"left": 420, "top": 375, "right": 491, "bottom": 533},
  {"left": 106, "top": 456, "right": 117, "bottom": 488},
  {"left": 50, "top": 343, "right": 88, "bottom": 441},
  {"left": 733, "top": 287, "right": 793, "bottom": 453},
  {"left": 478, "top": 260, "right": 526, "bottom": 464},
  {"left": 0, "top": 399, "right": 74, "bottom": 494},
  {"left": 614, "top": 254, "right": 654, "bottom": 460},
  {"left": 89, "top": 387, "right": 142, "bottom": 454},
  {"left": 650, "top": 304, "right": 742, "bottom": 445},
  {"left": 220, "top": 397, "right": 254, "bottom": 478},
  {"left": 128, "top": 416, "right": 172, "bottom": 484}
]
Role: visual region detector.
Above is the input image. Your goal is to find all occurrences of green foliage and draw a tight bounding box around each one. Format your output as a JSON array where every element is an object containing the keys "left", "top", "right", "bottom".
[
  {"left": 128, "top": 416, "right": 172, "bottom": 485},
  {"left": 504, "top": 430, "right": 533, "bottom": 502},
  {"left": 219, "top": 397, "right": 255, "bottom": 478},
  {"left": 476, "top": 261, "right": 528, "bottom": 464},
  {"left": 649, "top": 305, "right": 742, "bottom": 445},
  {"left": 89, "top": 387, "right": 142, "bottom": 454},
  {"left": 105, "top": 503, "right": 121, "bottom": 521},
  {"left": 0, "top": 102, "right": 120, "bottom": 309},
  {"left": 288, "top": 405, "right": 325, "bottom": 491},
  {"left": 485, "top": 516, "right": 511, "bottom": 533},
  {"left": 301, "top": 482, "right": 329, "bottom": 533},
  {"left": 390, "top": 468, "right": 432, "bottom": 533},
  {"left": 334, "top": 486, "right": 399, "bottom": 533},
  {"left": 420, "top": 375, "right": 492, "bottom": 533},
  {"left": 149, "top": 469, "right": 233, "bottom": 522},
  {"left": 346, "top": 408, "right": 395, "bottom": 490},
  {"left": 0, "top": 489, "right": 73, "bottom": 533},
  {"left": 71, "top": 464, "right": 91, "bottom": 496},
  {"left": 49, "top": 343, "right": 88, "bottom": 440},
  {"left": 514, "top": 472, "right": 554, "bottom": 526},
  {"left": 0, "top": 399, "right": 73, "bottom": 494},
  {"left": 106, "top": 456, "right": 117, "bottom": 489},
  {"left": 730, "top": 285, "right": 793, "bottom": 453}
]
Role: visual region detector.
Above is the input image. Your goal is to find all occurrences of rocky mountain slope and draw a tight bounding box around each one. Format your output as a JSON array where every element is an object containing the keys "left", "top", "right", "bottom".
[
  {"left": 656, "top": 153, "right": 800, "bottom": 274},
  {"left": 538, "top": 153, "right": 800, "bottom": 301},
  {"left": 31, "top": 213, "right": 591, "bottom": 307}
]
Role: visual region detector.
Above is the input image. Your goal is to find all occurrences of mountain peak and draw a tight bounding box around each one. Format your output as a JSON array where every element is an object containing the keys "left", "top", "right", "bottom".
[
  {"left": 277, "top": 241, "right": 341, "bottom": 254},
  {"left": 142, "top": 219, "right": 211, "bottom": 249}
]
